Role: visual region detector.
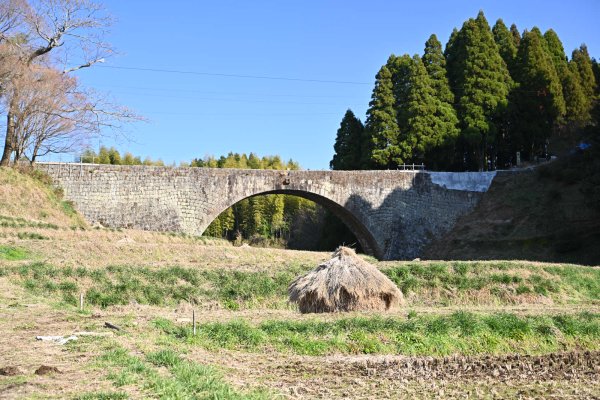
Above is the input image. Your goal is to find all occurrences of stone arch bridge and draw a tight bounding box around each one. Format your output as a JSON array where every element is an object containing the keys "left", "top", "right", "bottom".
[{"left": 37, "top": 163, "right": 497, "bottom": 260}]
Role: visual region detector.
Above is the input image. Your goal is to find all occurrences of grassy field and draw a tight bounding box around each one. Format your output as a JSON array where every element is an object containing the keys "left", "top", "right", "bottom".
[
  {"left": 0, "top": 167, "right": 599, "bottom": 399},
  {"left": 2, "top": 245, "right": 598, "bottom": 310},
  {"left": 154, "top": 311, "right": 600, "bottom": 356}
]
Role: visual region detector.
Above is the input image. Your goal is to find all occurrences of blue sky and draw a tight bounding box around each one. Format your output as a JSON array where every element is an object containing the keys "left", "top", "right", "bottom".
[{"left": 68, "top": 0, "right": 599, "bottom": 169}]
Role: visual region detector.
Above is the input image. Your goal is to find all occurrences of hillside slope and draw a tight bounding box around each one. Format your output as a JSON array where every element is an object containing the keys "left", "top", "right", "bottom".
[
  {"left": 424, "top": 152, "right": 600, "bottom": 265},
  {"left": 0, "top": 167, "right": 86, "bottom": 229}
]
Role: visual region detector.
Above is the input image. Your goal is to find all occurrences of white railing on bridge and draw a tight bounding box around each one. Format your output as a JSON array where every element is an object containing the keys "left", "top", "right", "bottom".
[{"left": 397, "top": 163, "right": 425, "bottom": 171}]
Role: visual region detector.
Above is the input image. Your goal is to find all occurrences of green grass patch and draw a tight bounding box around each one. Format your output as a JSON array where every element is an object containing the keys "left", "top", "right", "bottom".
[
  {"left": 0, "top": 245, "right": 29, "bottom": 261},
  {"left": 154, "top": 312, "right": 600, "bottom": 357},
  {"left": 0, "top": 375, "right": 29, "bottom": 390},
  {"left": 60, "top": 200, "right": 77, "bottom": 217},
  {"left": 6, "top": 261, "right": 599, "bottom": 309},
  {"left": 0, "top": 214, "right": 59, "bottom": 230},
  {"left": 202, "top": 268, "right": 303, "bottom": 310},
  {"left": 543, "top": 265, "right": 600, "bottom": 301},
  {"left": 381, "top": 261, "right": 595, "bottom": 304},
  {"left": 17, "top": 231, "right": 49, "bottom": 240},
  {"left": 98, "top": 345, "right": 268, "bottom": 399},
  {"left": 0, "top": 168, "right": 87, "bottom": 228},
  {"left": 9, "top": 263, "right": 307, "bottom": 309}
]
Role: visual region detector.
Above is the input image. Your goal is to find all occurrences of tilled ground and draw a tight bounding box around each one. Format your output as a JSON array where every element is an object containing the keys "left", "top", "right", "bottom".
[
  {"left": 192, "top": 347, "right": 600, "bottom": 399},
  {"left": 322, "top": 351, "right": 600, "bottom": 381}
]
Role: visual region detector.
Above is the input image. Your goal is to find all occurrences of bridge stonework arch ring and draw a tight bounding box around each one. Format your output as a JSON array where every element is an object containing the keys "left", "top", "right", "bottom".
[{"left": 202, "top": 189, "right": 383, "bottom": 259}]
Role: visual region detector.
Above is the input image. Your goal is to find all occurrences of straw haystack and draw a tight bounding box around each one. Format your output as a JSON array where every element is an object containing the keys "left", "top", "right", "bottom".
[{"left": 288, "top": 247, "right": 403, "bottom": 313}]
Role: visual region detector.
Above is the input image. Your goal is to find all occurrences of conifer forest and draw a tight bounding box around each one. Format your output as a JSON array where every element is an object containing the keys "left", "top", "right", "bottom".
[{"left": 331, "top": 11, "right": 599, "bottom": 172}]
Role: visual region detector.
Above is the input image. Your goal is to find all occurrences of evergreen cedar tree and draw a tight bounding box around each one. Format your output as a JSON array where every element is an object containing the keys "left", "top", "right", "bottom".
[
  {"left": 330, "top": 109, "right": 364, "bottom": 170},
  {"left": 544, "top": 29, "right": 588, "bottom": 126},
  {"left": 447, "top": 11, "right": 512, "bottom": 171},
  {"left": 571, "top": 45, "right": 597, "bottom": 120},
  {"left": 593, "top": 60, "right": 600, "bottom": 136},
  {"left": 422, "top": 34, "right": 454, "bottom": 105},
  {"left": 511, "top": 28, "right": 565, "bottom": 159},
  {"left": 363, "top": 65, "right": 401, "bottom": 168},
  {"left": 421, "top": 35, "right": 460, "bottom": 169},
  {"left": 510, "top": 24, "right": 521, "bottom": 48},
  {"left": 493, "top": 19, "right": 518, "bottom": 75},
  {"left": 331, "top": 10, "right": 598, "bottom": 171},
  {"left": 404, "top": 55, "right": 459, "bottom": 166}
]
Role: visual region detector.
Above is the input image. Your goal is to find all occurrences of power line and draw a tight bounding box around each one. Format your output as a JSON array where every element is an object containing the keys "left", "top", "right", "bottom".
[
  {"left": 95, "top": 65, "right": 563, "bottom": 111},
  {"left": 97, "top": 65, "right": 372, "bottom": 85},
  {"left": 105, "top": 89, "right": 365, "bottom": 106},
  {"left": 96, "top": 65, "right": 558, "bottom": 97},
  {"left": 95, "top": 84, "right": 362, "bottom": 99},
  {"left": 142, "top": 111, "right": 343, "bottom": 117}
]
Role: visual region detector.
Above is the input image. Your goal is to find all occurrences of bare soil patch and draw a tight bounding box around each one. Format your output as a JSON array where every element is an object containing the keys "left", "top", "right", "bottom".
[{"left": 187, "top": 347, "right": 600, "bottom": 399}]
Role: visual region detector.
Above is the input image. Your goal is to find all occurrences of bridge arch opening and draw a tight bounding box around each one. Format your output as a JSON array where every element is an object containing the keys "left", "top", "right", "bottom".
[{"left": 202, "top": 190, "right": 381, "bottom": 258}]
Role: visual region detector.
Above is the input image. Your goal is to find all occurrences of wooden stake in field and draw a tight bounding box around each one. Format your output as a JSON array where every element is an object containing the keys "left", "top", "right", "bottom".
[
  {"left": 79, "top": 293, "right": 84, "bottom": 311},
  {"left": 192, "top": 309, "right": 196, "bottom": 335}
]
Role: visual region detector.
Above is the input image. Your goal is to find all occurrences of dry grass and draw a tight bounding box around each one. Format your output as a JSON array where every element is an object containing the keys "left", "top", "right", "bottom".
[
  {"left": 2, "top": 226, "right": 598, "bottom": 313},
  {"left": 0, "top": 167, "right": 85, "bottom": 229},
  {"left": 0, "top": 283, "right": 117, "bottom": 399},
  {"left": 0, "top": 226, "right": 326, "bottom": 270}
]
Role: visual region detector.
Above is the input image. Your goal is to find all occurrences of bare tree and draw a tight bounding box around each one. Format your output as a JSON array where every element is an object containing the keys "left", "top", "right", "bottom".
[
  {"left": 0, "top": 0, "right": 26, "bottom": 43},
  {"left": 0, "top": 0, "right": 136, "bottom": 166},
  {"left": 6, "top": 64, "right": 138, "bottom": 164}
]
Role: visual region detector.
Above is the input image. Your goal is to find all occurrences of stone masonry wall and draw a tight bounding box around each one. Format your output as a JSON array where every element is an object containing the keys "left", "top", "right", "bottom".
[{"left": 36, "top": 163, "right": 495, "bottom": 260}]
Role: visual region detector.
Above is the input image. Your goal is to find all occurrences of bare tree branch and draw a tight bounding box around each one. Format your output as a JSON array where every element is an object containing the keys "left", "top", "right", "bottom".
[
  {"left": 62, "top": 55, "right": 103, "bottom": 73},
  {"left": 0, "top": 0, "right": 140, "bottom": 166}
]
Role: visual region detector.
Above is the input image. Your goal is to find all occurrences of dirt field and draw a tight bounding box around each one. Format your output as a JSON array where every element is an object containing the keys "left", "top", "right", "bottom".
[
  {"left": 0, "top": 227, "right": 598, "bottom": 399},
  {"left": 1, "top": 277, "right": 599, "bottom": 399}
]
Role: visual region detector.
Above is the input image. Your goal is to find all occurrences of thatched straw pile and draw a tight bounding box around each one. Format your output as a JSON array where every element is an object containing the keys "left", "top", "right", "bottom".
[{"left": 288, "top": 247, "right": 403, "bottom": 313}]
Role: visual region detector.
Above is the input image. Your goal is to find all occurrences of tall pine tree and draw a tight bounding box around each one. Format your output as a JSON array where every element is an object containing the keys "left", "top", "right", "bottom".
[
  {"left": 422, "top": 34, "right": 454, "bottom": 104},
  {"left": 363, "top": 65, "right": 403, "bottom": 168},
  {"left": 544, "top": 29, "right": 588, "bottom": 126},
  {"left": 511, "top": 28, "right": 565, "bottom": 159},
  {"left": 589, "top": 58, "right": 600, "bottom": 142},
  {"left": 422, "top": 35, "right": 460, "bottom": 169},
  {"left": 571, "top": 45, "right": 597, "bottom": 123},
  {"left": 330, "top": 109, "right": 364, "bottom": 170},
  {"left": 445, "top": 11, "right": 512, "bottom": 170},
  {"left": 492, "top": 20, "right": 520, "bottom": 167},
  {"left": 403, "top": 55, "right": 460, "bottom": 167},
  {"left": 387, "top": 54, "right": 413, "bottom": 114},
  {"left": 444, "top": 28, "right": 463, "bottom": 92},
  {"left": 493, "top": 19, "right": 518, "bottom": 75},
  {"left": 510, "top": 24, "right": 521, "bottom": 48},
  {"left": 387, "top": 54, "right": 419, "bottom": 165},
  {"left": 592, "top": 58, "right": 600, "bottom": 94}
]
